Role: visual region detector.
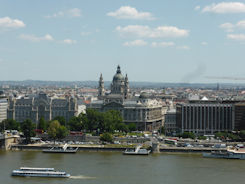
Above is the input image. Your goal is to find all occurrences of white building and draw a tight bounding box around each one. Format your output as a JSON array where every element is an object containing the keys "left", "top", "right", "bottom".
[{"left": 0, "top": 98, "right": 8, "bottom": 123}]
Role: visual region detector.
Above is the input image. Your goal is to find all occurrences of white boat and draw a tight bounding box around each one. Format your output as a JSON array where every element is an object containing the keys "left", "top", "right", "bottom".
[
  {"left": 123, "top": 145, "right": 151, "bottom": 155},
  {"left": 203, "top": 147, "right": 245, "bottom": 160},
  {"left": 43, "top": 144, "right": 78, "bottom": 153},
  {"left": 11, "top": 167, "right": 70, "bottom": 178}
]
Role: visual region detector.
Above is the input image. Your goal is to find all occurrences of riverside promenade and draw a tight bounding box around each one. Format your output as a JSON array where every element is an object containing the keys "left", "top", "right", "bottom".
[{"left": 10, "top": 143, "right": 227, "bottom": 153}]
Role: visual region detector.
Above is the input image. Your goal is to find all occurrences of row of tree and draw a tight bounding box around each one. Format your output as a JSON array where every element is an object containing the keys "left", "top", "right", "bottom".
[
  {"left": 0, "top": 118, "right": 68, "bottom": 143},
  {"left": 36, "top": 109, "right": 137, "bottom": 133},
  {"left": 0, "top": 109, "right": 138, "bottom": 142}
]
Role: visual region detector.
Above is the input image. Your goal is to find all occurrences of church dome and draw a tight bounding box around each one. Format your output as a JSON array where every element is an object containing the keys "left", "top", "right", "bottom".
[
  {"left": 113, "top": 65, "right": 124, "bottom": 82},
  {"left": 139, "top": 92, "right": 150, "bottom": 99}
]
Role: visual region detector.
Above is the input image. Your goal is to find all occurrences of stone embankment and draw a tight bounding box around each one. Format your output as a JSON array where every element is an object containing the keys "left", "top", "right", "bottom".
[{"left": 10, "top": 144, "right": 227, "bottom": 153}]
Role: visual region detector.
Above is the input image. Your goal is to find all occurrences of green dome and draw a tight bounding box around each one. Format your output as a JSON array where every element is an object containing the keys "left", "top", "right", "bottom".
[
  {"left": 139, "top": 92, "right": 150, "bottom": 99},
  {"left": 113, "top": 65, "right": 124, "bottom": 81},
  {"left": 113, "top": 73, "right": 124, "bottom": 81}
]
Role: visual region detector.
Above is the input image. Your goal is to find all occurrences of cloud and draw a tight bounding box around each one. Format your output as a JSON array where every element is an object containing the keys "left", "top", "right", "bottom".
[
  {"left": 194, "top": 6, "right": 201, "bottom": 11},
  {"left": 63, "top": 39, "right": 77, "bottom": 44},
  {"left": 116, "top": 25, "right": 189, "bottom": 38},
  {"left": 19, "top": 34, "right": 54, "bottom": 42},
  {"left": 220, "top": 20, "right": 245, "bottom": 32},
  {"left": 123, "top": 39, "right": 147, "bottom": 46},
  {"left": 237, "top": 20, "right": 245, "bottom": 28},
  {"left": 227, "top": 34, "right": 245, "bottom": 41},
  {"left": 177, "top": 45, "right": 190, "bottom": 50},
  {"left": 46, "top": 8, "right": 81, "bottom": 18},
  {"left": 81, "top": 32, "right": 91, "bottom": 36},
  {"left": 0, "top": 17, "right": 25, "bottom": 30},
  {"left": 151, "top": 42, "right": 175, "bottom": 47},
  {"left": 201, "top": 42, "right": 208, "bottom": 45},
  {"left": 219, "top": 22, "right": 235, "bottom": 32},
  {"left": 107, "top": 6, "right": 155, "bottom": 20},
  {"left": 202, "top": 2, "right": 245, "bottom": 14}
]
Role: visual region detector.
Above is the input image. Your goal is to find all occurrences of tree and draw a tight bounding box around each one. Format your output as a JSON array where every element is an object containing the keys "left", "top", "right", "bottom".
[
  {"left": 116, "top": 122, "right": 129, "bottom": 133},
  {"left": 38, "top": 117, "right": 48, "bottom": 131},
  {"left": 84, "top": 109, "right": 100, "bottom": 132},
  {"left": 0, "top": 119, "right": 20, "bottom": 132},
  {"left": 53, "top": 116, "right": 66, "bottom": 126},
  {"left": 48, "top": 120, "right": 68, "bottom": 143},
  {"left": 68, "top": 116, "right": 83, "bottom": 131},
  {"left": 21, "top": 119, "right": 36, "bottom": 143},
  {"left": 57, "top": 125, "right": 69, "bottom": 140},
  {"left": 159, "top": 126, "right": 165, "bottom": 135},
  {"left": 100, "top": 133, "right": 113, "bottom": 143},
  {"left": 47, "top": 120, "right": 60, "bottom": 143},
  {"left": 179, "top": 132, "right": 196, "bottom": 139},
  {"left": 128, "top": 123, "right": 136, "bottom": 132},
  {"left": 239, "top": 130, "right": 245, "bottom": 139}
]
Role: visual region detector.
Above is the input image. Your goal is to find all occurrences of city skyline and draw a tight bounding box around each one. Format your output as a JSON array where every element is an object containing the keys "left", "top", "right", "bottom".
[{"left": 1, "top": 0, "right": 245, "bottom": 83}]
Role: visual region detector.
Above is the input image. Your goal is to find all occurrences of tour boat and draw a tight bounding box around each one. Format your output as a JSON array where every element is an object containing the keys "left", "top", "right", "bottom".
[
  {"left": 123, "top": 145, "right": 151, "bottom": 155},
  {"left": 11, "top": 167, "right": 70, "bottom": 178},
  {"left": 43, "top": 144, "right": 78, "bottom": 153},
  {"left": 203, "top": 147, "right": 245, "bottom": 160}
]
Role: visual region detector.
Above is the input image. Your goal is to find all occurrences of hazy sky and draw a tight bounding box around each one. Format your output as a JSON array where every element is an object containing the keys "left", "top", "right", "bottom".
[{"left": 1, "top": 0, "right": 245, "bottom": 83}]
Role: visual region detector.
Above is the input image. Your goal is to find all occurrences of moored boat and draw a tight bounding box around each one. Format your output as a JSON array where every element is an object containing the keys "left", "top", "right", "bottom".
[
  {"left": 11, "top": 167, "right": 70, "bottom": 178},
  {"left": 43, "top": 144, "right": 78, "bottom": 153},
  {"left": 203, "top": 147, "right": 245, "bottom": 160},
  {"left": 123, "top": 145, "right": 151, "bottom": 155}
]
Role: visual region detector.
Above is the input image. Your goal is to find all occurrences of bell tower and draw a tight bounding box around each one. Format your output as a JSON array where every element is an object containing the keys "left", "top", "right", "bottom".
[
  {"left": 98, "top": 73, "right": 105, "bottom": 99},
  {"left": 124, "top": 74, "right": 129, "bottom": 99}
]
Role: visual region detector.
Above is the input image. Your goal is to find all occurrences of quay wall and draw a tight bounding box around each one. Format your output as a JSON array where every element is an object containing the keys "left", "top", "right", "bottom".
[{"left": 10, "top": 144, "right": 226, "bottom": 153}]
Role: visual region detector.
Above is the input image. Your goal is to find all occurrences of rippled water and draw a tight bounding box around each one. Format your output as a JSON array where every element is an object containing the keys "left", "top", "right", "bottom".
[{"left": 0, "top": 150, "right": 245, "bottom": 184}]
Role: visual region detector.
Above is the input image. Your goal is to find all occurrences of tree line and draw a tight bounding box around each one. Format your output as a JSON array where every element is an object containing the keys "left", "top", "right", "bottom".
[{"left": 0, "top": 109, "right": 137, "bottom": 142}]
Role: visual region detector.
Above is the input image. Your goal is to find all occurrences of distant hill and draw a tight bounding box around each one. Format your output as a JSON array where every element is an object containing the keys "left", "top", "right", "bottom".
[{"left": 0, "top": 80, "right": 245, "bottom": 89}]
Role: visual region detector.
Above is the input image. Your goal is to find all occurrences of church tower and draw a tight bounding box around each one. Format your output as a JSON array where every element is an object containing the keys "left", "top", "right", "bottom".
[
  {"left": 124, "top": 74, "right": 129, "bottom": 99},
  {"left": 98, "top": 73, "right": 105, "bottom": 99},
  {"left": 111, "top": 65, "right": 125, "bottom": 95}
]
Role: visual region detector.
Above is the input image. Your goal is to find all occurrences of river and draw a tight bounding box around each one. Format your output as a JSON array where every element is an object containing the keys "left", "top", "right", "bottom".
[{"left": 0, "top": 150, "right": 245, "bottom": 184}]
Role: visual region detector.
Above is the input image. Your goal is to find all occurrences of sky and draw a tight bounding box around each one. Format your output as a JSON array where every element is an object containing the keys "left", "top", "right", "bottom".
[{"left": 1, "top": 0, "right": 245, "bottom": 83}]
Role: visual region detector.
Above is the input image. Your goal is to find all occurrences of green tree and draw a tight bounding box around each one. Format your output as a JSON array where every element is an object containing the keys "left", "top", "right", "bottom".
[
  {"left": 104, "top": 110, "right": 123, "bottom": 133},
  {"left": 198, "top": 136, "right": 207, "bottom": 140},
  {"left": 57, "top": 125, "right": 69, "bottom": 140},
  {"left": 47, "top": 120, "right": 60, "bottom": 143},
  {"left": 159, "top": 126, "right": 165, "bottom": 135},
  {"left": 48, "top": 120, "right": 68, "bottom": 143},
  {"left": 116, "top": 122, "right": 129, "bottom": 133},
  {"left": 53, "top": 116, "right": 66, "bottom": 126},
  {"left": 180, "top": 132, "right": 196, "bottom": 139},
  {"left": 0, "top": 119, "right": 20, "bottom": 132},
  {"left": 21, "top": 119, "right": 36, "bottom": 143},
  {"left": 68, "top": 116, "right": 83, "bottom": 131},
  {"left": 128, "top": 123, "right": 136, "bottom": 132},
  {"left": 239, "top": 130, "right": 245, "bottom": 139},
  {"left": 84, "top": 109, "right": 100, "bottom": 132},
  {"left": 100, "top": 132, "right": 113, "bottom": 143},
  {"left": 38, "top": 117, "right": 48, "bottom": 131}
]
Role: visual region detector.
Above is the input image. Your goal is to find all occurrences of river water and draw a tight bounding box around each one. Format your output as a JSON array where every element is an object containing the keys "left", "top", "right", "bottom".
[{"left": 0, "top": 150, "right": 245, "bottom": 184}]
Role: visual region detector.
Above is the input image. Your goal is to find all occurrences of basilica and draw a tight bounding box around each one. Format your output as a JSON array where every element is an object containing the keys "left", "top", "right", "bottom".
[{"left": 88, "top": 66, "right": 164, "bottom": 131}]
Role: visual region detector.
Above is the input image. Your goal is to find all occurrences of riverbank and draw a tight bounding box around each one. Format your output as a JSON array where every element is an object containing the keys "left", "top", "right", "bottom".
[{"left": 9, "top": 144, "right": 226, "bottom": 153}]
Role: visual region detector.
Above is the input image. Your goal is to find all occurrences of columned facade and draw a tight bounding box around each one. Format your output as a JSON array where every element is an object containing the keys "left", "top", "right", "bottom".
[{"left": 176, "top": 103, "right": 234, "bottom": 135}]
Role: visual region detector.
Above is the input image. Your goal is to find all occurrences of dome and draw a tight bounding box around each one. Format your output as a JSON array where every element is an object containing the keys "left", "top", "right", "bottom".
[
  {"left": 113, "top": 65, "right": 124, "bottom": 81},
  {"left": 139, "top": 92, "right": 150, "bottom": 99},
  {"left": 113, "top": 73, "right": 124, "bottom": 81}
]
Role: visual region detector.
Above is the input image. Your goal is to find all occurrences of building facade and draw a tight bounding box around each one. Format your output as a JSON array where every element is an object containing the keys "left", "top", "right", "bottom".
[
  {"left": 89, "top": 66, "right": 164, "bottom": 131},
  {"left": 234, "top": 103, "right": 245, "bottom": 130},
  {"left": 7, "top": 92, "right": 77, "bottom": 124},
  {"left": 164, "top": 109, "right": 177, "bottom": 135},
  {"left": 0, "top": 98, "right": 8, "bottom": 123},
  {"left": 176, "top": 101, "right": 234, "bottom": 135}
]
